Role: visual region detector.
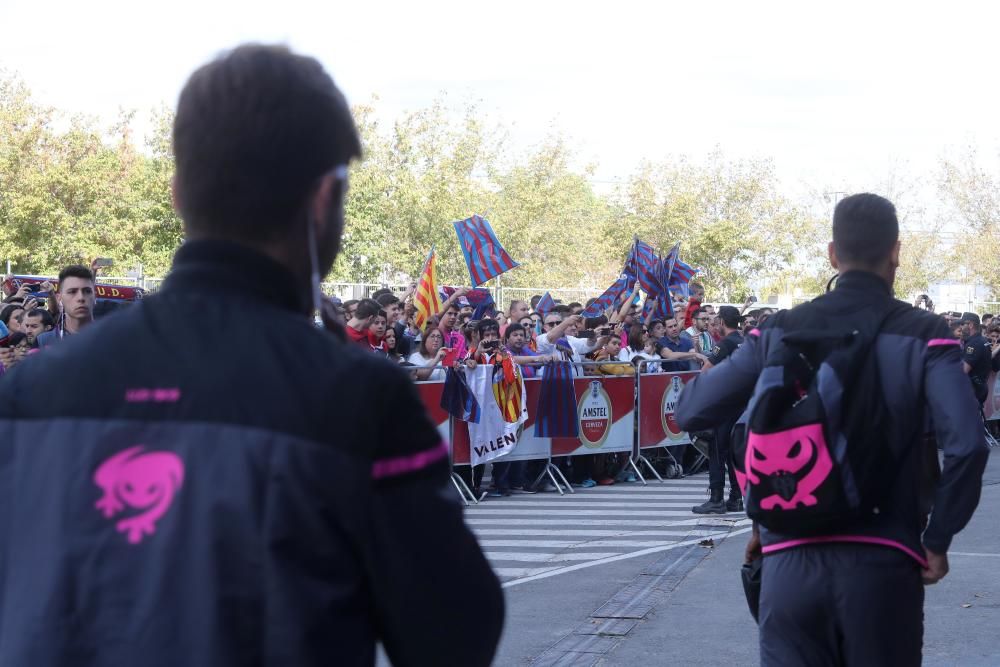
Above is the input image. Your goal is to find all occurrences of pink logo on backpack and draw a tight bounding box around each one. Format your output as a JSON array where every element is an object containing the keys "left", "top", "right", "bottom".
[
  {"left": 745, "top": 423, "right": 833, "bottom": 511},
  {"left": 93, "top": 446, "right": 185, "bottom": 544}
]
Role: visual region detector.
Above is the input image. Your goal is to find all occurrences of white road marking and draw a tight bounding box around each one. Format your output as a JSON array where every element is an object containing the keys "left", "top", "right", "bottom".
[
  {"left": 473, "top": 529, "right": 722, "bottom": 537},
  {"left": 483, "top": 552, "right": 622, "bottom": 562},
  {"left": 501, "top": 527, "right": 754, "bottom": 588},
  {"left": 465, "top": 518, "right": 742, "bottom": 527}
]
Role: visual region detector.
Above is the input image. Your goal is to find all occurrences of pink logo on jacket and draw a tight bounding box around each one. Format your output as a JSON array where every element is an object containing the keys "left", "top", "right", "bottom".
[{"left": 94, "top": 446, "right": 184, "bottom": 544}]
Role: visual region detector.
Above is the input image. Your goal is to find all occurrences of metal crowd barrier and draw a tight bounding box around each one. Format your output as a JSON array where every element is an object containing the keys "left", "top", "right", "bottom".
[
  {"left": 413, "top": 362, "right": 1000, "bottom": 504},
  {"left": 412, "top": 359, "right": 703, "bottom": 504}
]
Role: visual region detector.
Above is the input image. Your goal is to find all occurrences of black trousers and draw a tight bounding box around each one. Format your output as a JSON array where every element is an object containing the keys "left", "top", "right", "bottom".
[
  {"left": 708, "top": 420, "right": 741, "bottom": 494},
  {"left": 759, "top": 544, "right": 924, "bottom": 666}
]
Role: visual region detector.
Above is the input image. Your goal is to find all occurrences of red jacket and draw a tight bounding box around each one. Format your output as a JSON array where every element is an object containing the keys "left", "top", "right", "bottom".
[{"left": 683, "top": 298, "right": 702, "bottom": 329}]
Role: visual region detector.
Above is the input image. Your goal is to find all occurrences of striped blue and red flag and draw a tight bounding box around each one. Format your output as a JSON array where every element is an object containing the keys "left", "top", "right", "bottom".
[
  {"left": 535, "top": 292, "right": 556, "bottom": 315},
  {"left": 441, "top": 367, "right": 481, "bottom": 423},
  {"left": 581, "top": 275, "right": 630, "bottom": 318},
  {"left": 534, "top": 361, "right": 579, "bottom": 438},
  {"left": 453, "top": 214, "right": 519, "bottom": 287},
  {"left": 669, "top": 258, "right": 697, "bottom": 288}
]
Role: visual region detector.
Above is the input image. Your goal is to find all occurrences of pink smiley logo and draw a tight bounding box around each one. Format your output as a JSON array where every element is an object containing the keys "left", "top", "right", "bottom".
[{"left": 93, "top": 446, "right": 184, "bottom": 544}]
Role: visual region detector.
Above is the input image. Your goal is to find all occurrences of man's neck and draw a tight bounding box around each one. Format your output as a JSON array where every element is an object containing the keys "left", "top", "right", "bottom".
[{"left": 65, "top": 315, "right": 91, "bottom": 335}]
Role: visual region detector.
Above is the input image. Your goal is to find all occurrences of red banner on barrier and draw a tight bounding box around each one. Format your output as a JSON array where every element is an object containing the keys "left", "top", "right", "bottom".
[
  {"left": 638, "top": 371, "right": 699, "bottom": 449},
  {"left": 451, "top": 374, "right": 635, "bottom": 464},
  {"left": 550, "top": 376, "right": 634, "bottom": 456},
  {"left": 414, "top": 381, "right": 451, "bottom": 448}
]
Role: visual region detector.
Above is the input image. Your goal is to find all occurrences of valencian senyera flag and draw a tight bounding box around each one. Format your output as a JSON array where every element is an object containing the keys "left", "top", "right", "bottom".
[
  {"left": 466, "top": 356, "right": 528, "bottom": 466},
  {"left": 453, "top": 214, "right": 519, "bottom": 287},
  {"left": 413, "top": 248, "right": 442, "bottom": 329}
]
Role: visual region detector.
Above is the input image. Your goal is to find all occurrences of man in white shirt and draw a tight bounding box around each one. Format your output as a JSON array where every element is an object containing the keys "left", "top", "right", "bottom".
[{"left": 536, "top": 312, "right": 609, "bottom": 375}]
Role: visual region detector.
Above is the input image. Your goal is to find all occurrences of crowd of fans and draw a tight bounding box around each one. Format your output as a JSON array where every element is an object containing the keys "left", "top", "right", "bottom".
[
  {"left": 4, "top": 267, "right": 999, "bottom": 497},
  {"left": 0, "top": 265, "right": 98, "bottom": 375}
]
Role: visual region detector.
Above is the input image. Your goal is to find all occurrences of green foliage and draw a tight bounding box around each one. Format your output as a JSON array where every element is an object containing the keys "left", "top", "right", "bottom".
[
  {"left": 0, "top": 74, "right": 182, "bottom": 276},
  {"left": 7, "top": 71, "right": 985, "bottom": 304}
]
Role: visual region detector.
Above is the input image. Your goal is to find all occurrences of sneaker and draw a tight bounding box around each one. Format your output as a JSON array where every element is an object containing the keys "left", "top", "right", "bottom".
[
  {"left": 476, "top": 491, "right": 489, "bottom": 502},
  {"left": 597, "top": 477, "right": 615, "bottom": 486},
  {"left": 624, "top": 472, "right": 638, "bottom": 483},
  {"left": 511, "top": 486, "right": 537, "bottom": 494},
  {"left": 485, "top": 488, "right": 504, "bottom": 498},
  {"left": 579, "top": 478, "right": 597, "bottom": 489},
  {"left": 725, "top": 497, "right": 744, "bottom": 513},
  {"left": 533, "top": 481, "right": 556, "bottom": 493}
]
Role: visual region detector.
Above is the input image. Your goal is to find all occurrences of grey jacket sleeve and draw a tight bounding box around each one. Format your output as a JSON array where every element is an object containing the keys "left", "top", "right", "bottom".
[
  {"left": 675, "top": 334, "right": 762, "bottom": 432},
  {"left": 921, "top": 340, "right": 990, "bottom": 553}
]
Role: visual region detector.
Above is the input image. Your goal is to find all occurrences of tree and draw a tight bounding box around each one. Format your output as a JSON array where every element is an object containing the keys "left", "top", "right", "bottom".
[{"left": 939, "top": 150, "right": 1000, "bottom": 297}]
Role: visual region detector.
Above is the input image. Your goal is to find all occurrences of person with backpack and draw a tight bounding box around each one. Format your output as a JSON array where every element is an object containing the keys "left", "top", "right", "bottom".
[{"left": 676, "top": 193, "right": 988, "bottom": 666}]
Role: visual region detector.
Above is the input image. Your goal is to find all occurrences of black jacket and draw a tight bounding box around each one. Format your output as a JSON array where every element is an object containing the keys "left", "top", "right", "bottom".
[
  {"left": 676, "top": 271, "right": 988, "bottom": 560},
  {"left": 0, "top": 240, "right": 504, "bottom": 666}
]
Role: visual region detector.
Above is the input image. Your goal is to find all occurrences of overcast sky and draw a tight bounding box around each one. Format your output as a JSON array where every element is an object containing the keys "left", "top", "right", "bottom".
[{"left": 3, "top": 0, "right": 998, "bottom": 204}]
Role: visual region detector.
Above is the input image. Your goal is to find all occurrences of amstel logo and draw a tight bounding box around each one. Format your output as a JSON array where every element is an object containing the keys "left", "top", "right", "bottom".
[
  {"left": 578, "top": 381, "right": 612, "bottom": 448},
  {"left": 661, "top": 375, "right": 687, "bottom": 441}
]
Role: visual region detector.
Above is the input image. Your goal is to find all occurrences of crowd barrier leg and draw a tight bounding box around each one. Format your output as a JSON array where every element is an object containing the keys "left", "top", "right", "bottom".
[
  {"left": 634, "top": 452, "right": 663, "bottom": 482},
  {"left": 451, "top": 471, "right": 479, "bottom": 505},
  {"left": 985, "top": 425, "right": 1000, "bottom": 449},
  {"left": 529, "top": 459, "right": 574, "bottom": 495}
]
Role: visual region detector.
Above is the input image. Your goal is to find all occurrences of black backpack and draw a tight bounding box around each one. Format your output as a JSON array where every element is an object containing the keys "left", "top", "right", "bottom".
[{"left": 732, "top": 300, "right": 906, "bottom": 534}]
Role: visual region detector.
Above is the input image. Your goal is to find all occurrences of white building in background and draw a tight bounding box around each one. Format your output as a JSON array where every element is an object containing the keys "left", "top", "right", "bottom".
[{"left": 926, "top": 281, "right": 995, "bottom": 313}]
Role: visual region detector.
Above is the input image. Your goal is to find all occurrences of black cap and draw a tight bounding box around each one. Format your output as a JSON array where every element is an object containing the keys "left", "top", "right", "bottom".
[{"left": 960, "top": 312, "right": 980, "bottom": 326}]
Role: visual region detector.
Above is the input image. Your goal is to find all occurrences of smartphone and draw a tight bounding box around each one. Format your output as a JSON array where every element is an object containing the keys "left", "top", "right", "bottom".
[{"left": 483, "top": 340, "right": 499, "bottom": 351}]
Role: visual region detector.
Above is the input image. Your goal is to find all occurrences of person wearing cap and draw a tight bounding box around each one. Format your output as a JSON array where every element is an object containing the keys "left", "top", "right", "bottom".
[
  {"left": 960, "top": 312, "right": 992, "bottom": 406},
  {"left": 691, "top": 305, "right": 746, "bottom": 514}
]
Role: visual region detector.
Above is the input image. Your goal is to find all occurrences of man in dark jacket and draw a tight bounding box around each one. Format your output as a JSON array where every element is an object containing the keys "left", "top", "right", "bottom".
[
  {"left": 0, "top": 45, "right": 503, "bottom": 666},
  {"left": 676, "top": 193, "right": 988, "bottom": 666}
]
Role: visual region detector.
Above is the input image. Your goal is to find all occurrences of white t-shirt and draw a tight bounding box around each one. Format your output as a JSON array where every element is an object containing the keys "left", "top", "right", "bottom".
[
  {"left": 633, "top": 351, "right": 663, "bottom": 373},
  {"left": 408, "top": 352, "right": 445, "bottom": 382},
  {"left": 536, "top": 333, "right": 599, "bottom": 375}
]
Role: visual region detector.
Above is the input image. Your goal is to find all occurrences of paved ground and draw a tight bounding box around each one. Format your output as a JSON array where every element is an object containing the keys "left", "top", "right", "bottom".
[
  {"left": 377, "top": 449, "right": 1000, "bottom": 665},
  {"left": 490, "top": 449, "right": 1000, "bottom": 666}
]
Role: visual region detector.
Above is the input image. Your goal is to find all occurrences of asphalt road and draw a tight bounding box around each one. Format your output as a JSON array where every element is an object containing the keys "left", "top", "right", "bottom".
[{"left": 493, "top": 450, "right": 1000, "bottom": 666}]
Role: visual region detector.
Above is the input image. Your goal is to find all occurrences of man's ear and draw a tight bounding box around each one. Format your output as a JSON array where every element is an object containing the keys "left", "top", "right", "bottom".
[
  {"left": 889, "top": 240, "right": 901, "bottom": 269},
  {"left": 310, "top": 171, "right": 342, "bottom": 235},
  {"left": 827, "top": 242, "right": 839, "bottom": 271}
]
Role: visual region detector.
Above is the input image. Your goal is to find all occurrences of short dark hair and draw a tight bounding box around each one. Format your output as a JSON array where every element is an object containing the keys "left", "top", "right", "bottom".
[
  {"left": 371, "top": 288, "right": 394, "bottom": 300},
  {"left": 832, "top": 193, "right": 899, "bottom": 268},
  {"left": 504, "top": 323, "right": 526, "bottom": 343},
  {"left": 353, "top": 298, "right": 381, "bottom": 320},
  {"left": 58, "top": 265, "right": 94, "bottom": 289},
  {"left": 627, "top": 323, "right": 645, "bottom": 350},
  {"left": 477, "top": 319, "right": 500, "bottom": 338},
  {"left": 375, "top": 293, "right": 400, "bottom": 308},
  {"left": 0, "top": 304, "right": 23, "bottom": 327},
  {"left": 24, "top": 309, "right": 54, "bottom": 328},
  {"left": 173, "top": 44, "right": 361, "bottom": 243},
  {"left": 530, "top": 295, "right": 542, "bottom": 309},
  {"left": 443, "top": 303, "right": 459, "bottom": 314},
  {"left": 567, "top": 302, "right": 583, "bottom": 310},
  {"left": 552, "top": 304, "right": 572, "bottom": 316}
]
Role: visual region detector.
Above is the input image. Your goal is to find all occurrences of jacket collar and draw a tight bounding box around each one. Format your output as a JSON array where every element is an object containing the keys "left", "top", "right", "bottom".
[
  {"left": 833, "top": 270, "right": 893, "bottom": 297},
  {"left": 161, "top": 240, "right": 310, "bottom": 315}
]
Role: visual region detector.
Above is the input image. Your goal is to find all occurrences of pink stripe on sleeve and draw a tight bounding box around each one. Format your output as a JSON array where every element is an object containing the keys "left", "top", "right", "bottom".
[
  {"left": 748, "top": 328, "right": 761, "bottom": 337},
  {"left": 927, "top": 338, "right": 960, "bottom": 348},
  {"left": 372, "top": 441, "right": 449, "bottom": 480}
]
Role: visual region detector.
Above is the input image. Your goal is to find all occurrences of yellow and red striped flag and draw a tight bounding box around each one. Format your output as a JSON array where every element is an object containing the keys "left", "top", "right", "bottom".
[{"left": 414, "top": 248, "right": 442, "bottom": 329}]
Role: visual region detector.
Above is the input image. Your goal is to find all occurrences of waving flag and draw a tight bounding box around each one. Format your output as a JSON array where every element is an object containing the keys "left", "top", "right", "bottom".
[
  {"left": 413, "top": 249, "right": 442, "bottom": 329},
  {"left": 581, "top": 275, "right": 630, "bottom": 318},
  {"left": 669, "top": 258, "right": 697, "bottom": 287},
  {"left": 535, "top": 292, "right": 556, "bottom": 315},
  {"left": 453, "top": 214, "right": 519, "bottom": 287},
  {"left": 441, "top": 367, "right": 480, "bottom": 423}
]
